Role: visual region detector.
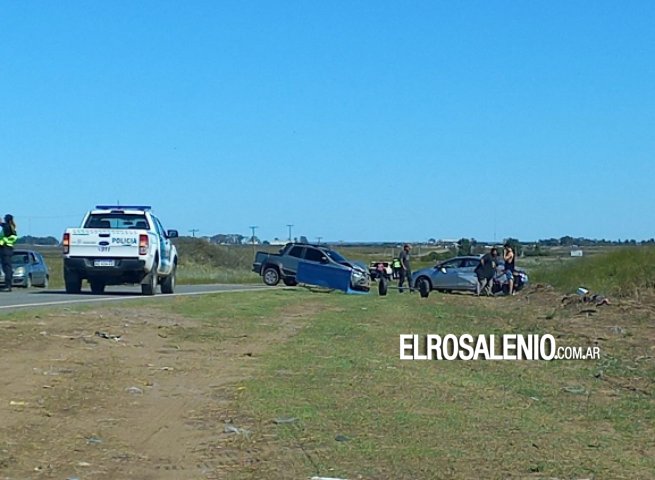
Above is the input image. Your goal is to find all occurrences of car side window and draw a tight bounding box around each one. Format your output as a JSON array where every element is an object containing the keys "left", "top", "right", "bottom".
[
  {"left": 304, "top": 248, "right": 324, "bottom": 262},
  {"left": 462, "top": 259, "right": 479, "bottom": 268},
  {"left": 288, "top": 246, "right": 304, "bottom": 258},
  {"left": 30, "top": 253, "right": 38, "bottom": 264},
  {"left": 441, "top": 260, "right": 459, "bottom": 269}
]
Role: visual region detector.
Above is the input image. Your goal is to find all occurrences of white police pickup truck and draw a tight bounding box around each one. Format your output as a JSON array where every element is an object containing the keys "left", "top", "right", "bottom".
[{"left": 62, "top": 205, "right": 178, "bottom": 295}]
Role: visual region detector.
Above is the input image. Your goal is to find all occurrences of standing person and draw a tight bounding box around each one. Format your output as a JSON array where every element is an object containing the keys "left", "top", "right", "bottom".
[
  {"left": 391, "top": 257, "right": 401, "bottom": 279},
  {"left": 503, "top": 243, "right": 516, "bottom": 295},
  {"left": 0, "top": 214, "right": 17, "bottom": 292},
  {"left": 398, "top": 244, "right": 413, "bottom": 293},
  {"left": 475, "top": 247, "right": 498, "bottom": 296}
]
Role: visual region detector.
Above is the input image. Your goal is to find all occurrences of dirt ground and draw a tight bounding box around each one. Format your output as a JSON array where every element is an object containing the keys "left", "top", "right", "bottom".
[
  {"left": 1, "top": 288, "right": 653, "bottom": 479},
  {"left": 0, "top": 304, "right": 309, "bottom": 480}
]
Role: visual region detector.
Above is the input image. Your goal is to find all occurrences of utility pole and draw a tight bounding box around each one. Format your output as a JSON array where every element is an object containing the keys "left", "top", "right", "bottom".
[
  {"left": 249, "top": 225, "right": 258, "bottom": 249},
  {"left": 316, "top": 236, "right": 322, "bottom": 245},
  {"left": 189, "top": 229, "right": 199, "bottom": 238},
  {"left": 286, "top": 224, "right": 294, "bottom": 242}
]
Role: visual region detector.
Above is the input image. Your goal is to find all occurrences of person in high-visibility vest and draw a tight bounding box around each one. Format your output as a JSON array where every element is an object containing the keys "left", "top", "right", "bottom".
[
  {"left": 0, "top": 214, "right": 17, "bottom": 291},
  {"left": 391, "top": 257, "right": 402, "bottom": 280}
]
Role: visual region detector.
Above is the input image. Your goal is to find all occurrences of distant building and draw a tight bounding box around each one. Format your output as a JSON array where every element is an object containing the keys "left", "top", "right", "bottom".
[
  {"left": 570, "top": 247, "right": 584, "bottom": 257},
  {"left": 269, "top": 238, "right": 287, "bottom": 246}
]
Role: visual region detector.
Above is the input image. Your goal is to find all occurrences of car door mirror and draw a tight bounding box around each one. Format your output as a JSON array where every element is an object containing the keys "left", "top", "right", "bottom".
[
  {"left": 440, "top": 267, "right": 448, "bottom": 274},
  {"left": 320, "top": 256, "right": 329, "bottom": 264},
  {"left": 167, "top": 229, "right": 178, "bottom": 238}
]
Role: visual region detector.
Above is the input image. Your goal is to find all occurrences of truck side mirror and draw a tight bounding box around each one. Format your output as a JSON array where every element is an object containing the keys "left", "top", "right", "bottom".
[{"left": 167, "top": 230, "right": 179, "bottom": 238}]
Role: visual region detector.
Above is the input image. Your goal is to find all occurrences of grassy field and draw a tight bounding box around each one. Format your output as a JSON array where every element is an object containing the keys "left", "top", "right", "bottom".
[
  {"left": 532, "top": 246, "right": 655, "bottom": 298},
  {"left": 146, "top": 285, "right": 653, "bottom": 479},
  {"left": 2, "top": 248, "right": 653, "bottom": 478}
]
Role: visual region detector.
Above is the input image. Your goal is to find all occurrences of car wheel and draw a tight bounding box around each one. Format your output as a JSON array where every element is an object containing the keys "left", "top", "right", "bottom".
[
  {"left": 378, "top": 276, "right": 388, "bottom": 296},
  {"left": 64, "top": 271, "right": 82, "bottom": 294},
  {"left": 42, "top": 275, "right": 49, "bottom": 289},
  {"left": 141, "top": 261, "right": 158, "bottom": 295},
  {"left": 282, "top": 278, "right": 297, "bottom": 287},
  {"left": 90, "top": 280, "right": 106, "bottom": 294},
  {"left": 263, "top": 267, "right": 280, "bottom": 286},
  {"left": 25, "top": 275, "right": 32, "bottom": 288},
  {"left": 161, "top": 264, "right": 176, "bottom": 294},
  {"left": 418, "top": 278, "right": 430, "bottom": 298}
]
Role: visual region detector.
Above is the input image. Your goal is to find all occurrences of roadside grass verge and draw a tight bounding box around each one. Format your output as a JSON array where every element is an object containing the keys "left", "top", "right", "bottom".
[
  {"left": 3, "top": 286, "right": 652, "bottom": 478},
  {"left": 159, "top": 288, "right": 315, "bottom": 343},
  {"left": 532, "top": 246, "right": 655, "bottom": 298},
  {"left": 177, "top": 262, "right": 259, "bottom": 284},
  {"left": 205, "top": 291, "right": 654, "bottom": 479}
]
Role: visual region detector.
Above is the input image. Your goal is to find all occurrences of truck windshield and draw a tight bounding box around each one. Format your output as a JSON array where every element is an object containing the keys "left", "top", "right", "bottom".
[{"left": 84, "top": 213, "right": 149, "bottom": 230}]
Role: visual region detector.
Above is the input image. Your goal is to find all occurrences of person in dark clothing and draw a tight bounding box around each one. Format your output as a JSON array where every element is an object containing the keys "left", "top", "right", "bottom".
[
  {"left": 475, "top": 247, "right": 498, "bottom": 296},
  {"left": 398, "top": 244, "right": 413, "bottom": 293},
  {"left": 0, "top": 214, "right": 18, "bottom": 292}
]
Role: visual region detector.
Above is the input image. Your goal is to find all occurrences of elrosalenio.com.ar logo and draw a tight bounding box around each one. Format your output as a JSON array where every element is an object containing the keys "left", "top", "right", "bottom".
[{"left": 400, "top": 334, "right": 600, "bottom": 361}]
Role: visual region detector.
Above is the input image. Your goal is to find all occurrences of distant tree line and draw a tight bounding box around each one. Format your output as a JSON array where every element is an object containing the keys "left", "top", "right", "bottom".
[
  {"left": 206, "top": 233, "right": 310, "bottom": 245},
  {"left": 537, "top": 236, "right": 654, "bottom": 247},
  {"left": 455, "top": 236, "right": 655, "bottom": 258},
  {"left": 17, "top": 235, "right": 59, "bottom": 246},
  {"left": 188, "top": 233, "right": 655, "bottom": 248}
]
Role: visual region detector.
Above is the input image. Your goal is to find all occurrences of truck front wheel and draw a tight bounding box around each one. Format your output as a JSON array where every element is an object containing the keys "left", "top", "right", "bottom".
[{"left": 262, "top": 266, "right": 280, "bottom": 286}]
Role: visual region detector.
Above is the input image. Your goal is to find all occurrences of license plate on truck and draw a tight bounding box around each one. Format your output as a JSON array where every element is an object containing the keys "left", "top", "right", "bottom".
[{"left": 94, "top": 259, "right": 115, "bottom": 267}]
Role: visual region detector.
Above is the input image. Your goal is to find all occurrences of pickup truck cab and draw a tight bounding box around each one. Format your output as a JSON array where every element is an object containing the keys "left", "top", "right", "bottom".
[
  {"left": 62, "top": 205, "right": 178, "bottom": 295},
  {"left": 253, "top": 242, "right": 370, "bottom": 291}
]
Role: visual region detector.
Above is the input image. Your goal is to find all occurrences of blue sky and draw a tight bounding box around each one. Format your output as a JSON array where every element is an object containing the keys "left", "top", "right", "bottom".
[{"left": 2, "top": 1, "right": 653, "bottom": 242}]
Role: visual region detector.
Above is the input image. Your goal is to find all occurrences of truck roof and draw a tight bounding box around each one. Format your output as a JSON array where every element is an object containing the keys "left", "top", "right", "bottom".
[{"left": 91, "top": 205, "right": 153, "bottom": 214}]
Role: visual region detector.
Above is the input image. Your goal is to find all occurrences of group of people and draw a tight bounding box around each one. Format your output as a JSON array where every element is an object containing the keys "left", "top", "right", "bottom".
[
  {"left": 0, "top": 214, "right": 18, "bottom": 292},
  {"left": 394, "top": 242, "right": 518, "bottom": 296},
  {"left": 474, "top": 243, "right": 516, "bottom": 296}
]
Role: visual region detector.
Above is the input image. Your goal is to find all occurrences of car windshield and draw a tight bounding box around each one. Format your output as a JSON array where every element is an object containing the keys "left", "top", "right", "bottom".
[
  {"left": 84, "top": 213, "right": 149, "bottom": 229},
  {"left": 11, "top": 254, "right": 30, "bottom": 265},
  {"left": 325, "top": 249, "right": 347, "bottom": 263}
]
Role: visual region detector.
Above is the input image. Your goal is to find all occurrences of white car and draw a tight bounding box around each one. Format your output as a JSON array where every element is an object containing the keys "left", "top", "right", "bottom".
[{"left": 62, "top": 205, "right": 178, "bottom": 295}]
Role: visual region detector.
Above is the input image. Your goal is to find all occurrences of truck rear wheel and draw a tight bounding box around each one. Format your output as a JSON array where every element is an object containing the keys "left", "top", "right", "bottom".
[
  {"left": 263, "top": 266, "right": 280, "bottom": 286},
  {"left": 64, "top": 271, "right": 82, "bottom": 294},
  {"left": 161, "top": 264, "right": 176, "bottom": 294},
  {"left": 141, "top": 261, "right": 158, "bottom": 296},
  {"left": 90, "top": 280, "right": 106, "bottom": 294}
]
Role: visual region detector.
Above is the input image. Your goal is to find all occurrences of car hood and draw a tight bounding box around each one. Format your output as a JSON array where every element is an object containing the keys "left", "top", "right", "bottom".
[
  {"left": 340, "top": 260, "right": 368, "bottom": 274},
  {"left": 412, "top": 266, "right": 435, "bottom": 278}
]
